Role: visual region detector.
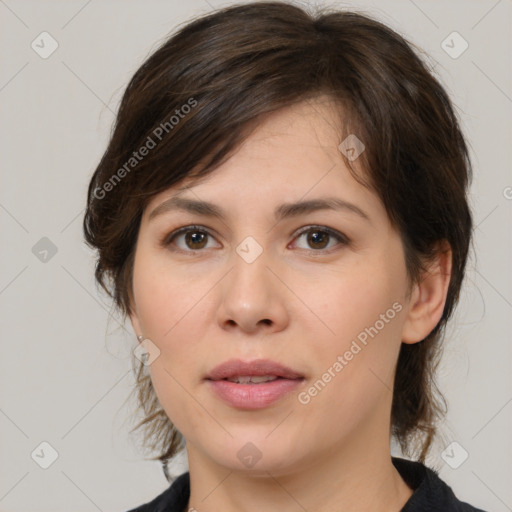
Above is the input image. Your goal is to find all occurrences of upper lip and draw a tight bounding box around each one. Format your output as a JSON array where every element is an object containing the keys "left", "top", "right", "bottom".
[{"left": 206, "top": 359, "right": 304, "bottom": 381}]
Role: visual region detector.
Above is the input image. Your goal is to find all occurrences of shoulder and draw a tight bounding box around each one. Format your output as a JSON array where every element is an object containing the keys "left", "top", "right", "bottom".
[
  {"left": 126, "top": 472, "right": 190, "bottom": 512},
  {"left": 393, "top": 457, "right": 488, "bottom": 512}
]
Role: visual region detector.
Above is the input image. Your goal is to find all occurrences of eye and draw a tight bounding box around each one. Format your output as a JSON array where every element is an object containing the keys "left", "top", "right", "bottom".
[
  {"left": 161, "top": 224, "right": 349, "bottom": 254},
  {"left": 291, "top": 226, "right": 349, "bottom": 252},
  {"left": 162, "top": 225, "right": 220, "bottom": 252}
]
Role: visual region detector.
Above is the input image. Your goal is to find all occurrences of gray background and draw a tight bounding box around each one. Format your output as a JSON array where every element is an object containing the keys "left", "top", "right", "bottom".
[{"left": 0, "top": 0, "right": 510, "bottom": 511}]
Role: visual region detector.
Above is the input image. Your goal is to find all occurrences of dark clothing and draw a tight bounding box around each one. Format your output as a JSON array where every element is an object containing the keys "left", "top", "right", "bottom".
[{"left": 127, "top": 457, "right": 488, "bottom": 512}]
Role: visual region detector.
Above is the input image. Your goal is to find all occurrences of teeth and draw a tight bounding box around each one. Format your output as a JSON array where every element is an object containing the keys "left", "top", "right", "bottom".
[{"left": 226, "top": 375, "right": 279, "bottom": 384}]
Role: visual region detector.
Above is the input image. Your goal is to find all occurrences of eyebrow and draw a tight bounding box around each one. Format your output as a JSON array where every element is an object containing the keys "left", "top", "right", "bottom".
[{"left": 148, "top": 196, "right": 370, "bottom": 223}]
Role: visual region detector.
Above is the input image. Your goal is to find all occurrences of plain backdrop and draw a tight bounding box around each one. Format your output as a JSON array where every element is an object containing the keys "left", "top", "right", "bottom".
[{"left": 0, "top": 0, "right": 510, "bottom": 511}]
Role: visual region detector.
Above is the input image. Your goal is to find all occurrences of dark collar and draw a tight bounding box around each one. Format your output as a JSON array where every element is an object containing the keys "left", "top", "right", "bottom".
[{"left": 392, "top": 457, "right": 486, "bottom": 511}]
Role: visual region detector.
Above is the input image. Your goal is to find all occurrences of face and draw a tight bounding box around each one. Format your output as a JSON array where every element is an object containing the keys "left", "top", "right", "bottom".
[{"left": 129, "top": 97, "right": 415, "bottom": 476}]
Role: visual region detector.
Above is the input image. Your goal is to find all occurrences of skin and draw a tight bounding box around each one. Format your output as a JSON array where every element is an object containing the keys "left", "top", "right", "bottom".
[{"left": 128, "top": 97, "right": 452, "bottom": 512}]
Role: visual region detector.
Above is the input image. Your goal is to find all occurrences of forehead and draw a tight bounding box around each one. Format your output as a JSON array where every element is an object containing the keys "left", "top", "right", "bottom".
[
  {"left": 244, "top": 96, "right": 347, "bottom": 151},
  {"left": 143, "top": 96, "right": 377, "bottom": 218}
]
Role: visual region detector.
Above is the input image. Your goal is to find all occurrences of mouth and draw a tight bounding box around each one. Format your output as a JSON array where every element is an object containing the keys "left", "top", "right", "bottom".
[
  {"left": 205, "top": 359, "right": 305, "bottom": 409},
  {"left": 205, "top": 358, "right": 304, "bottom": 382},
  {"left": 222, "top": 375, "right": 286, "bottom": 384}
]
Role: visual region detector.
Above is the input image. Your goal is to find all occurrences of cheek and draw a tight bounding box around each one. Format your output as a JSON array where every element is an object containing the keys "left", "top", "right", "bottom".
[
  {"left": 295, "top": 299, "right": 404, "bottom": 448},
  {"left": 304, "top": 258, "right": 405, "bottom": 350},
  {"left": 296, "top": 254, "right": 407, "bottom": 415},
  {"left": 131, "top": 252, "right": 218, "bottom": 430},
  {"left": 132, "top": 248, "right": 213, "bottom": 339}
]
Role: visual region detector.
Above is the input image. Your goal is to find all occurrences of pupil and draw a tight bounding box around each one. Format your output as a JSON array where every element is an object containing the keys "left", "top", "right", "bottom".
[
  {"left": 309, "top": 231, "right": 328, "bottom": 249},
  {"left": 187, "top": 232, "right": 206, "bottom": 249}
]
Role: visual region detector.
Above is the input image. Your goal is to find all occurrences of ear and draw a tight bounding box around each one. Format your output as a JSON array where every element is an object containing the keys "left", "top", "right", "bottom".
[{"left": 401, "top": 241, "right": 452, "bottom": 344}]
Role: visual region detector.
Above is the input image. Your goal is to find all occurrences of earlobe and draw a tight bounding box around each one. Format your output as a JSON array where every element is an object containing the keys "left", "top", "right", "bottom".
[{"left": 401, "top": 241, "right": 452, "bottom": 344}]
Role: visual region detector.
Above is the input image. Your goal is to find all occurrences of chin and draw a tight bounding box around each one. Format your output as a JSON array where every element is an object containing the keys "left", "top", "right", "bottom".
[{"left": 198, "top": 435, "right": 306, "bottom": 476}]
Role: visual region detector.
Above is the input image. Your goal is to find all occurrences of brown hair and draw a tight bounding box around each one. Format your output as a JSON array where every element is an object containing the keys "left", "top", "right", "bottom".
[{"left": 83, "top": 1, "right": 473, "bottom": 471}]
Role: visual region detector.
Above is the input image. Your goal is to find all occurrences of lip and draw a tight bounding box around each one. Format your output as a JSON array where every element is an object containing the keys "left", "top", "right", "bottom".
[
  {"left": 206, "top": 358, "right": 304, "bottom": 381},
  {"left": 205, "top": 359, "right": 305, "bottom": 410}
]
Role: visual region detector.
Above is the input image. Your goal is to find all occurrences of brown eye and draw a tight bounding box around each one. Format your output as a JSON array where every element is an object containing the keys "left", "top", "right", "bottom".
[
  {"left": 306, "top": 230, "right": 330, "bottom": 249},
  {"left": 163, "top": 226, "right": 220, "bottom": 252},
  {"left": 184, "top": 231, "right": 208, "bottom": 249},
  {"left": 293, "top": 226, "right": 349, "bottom": 252}
]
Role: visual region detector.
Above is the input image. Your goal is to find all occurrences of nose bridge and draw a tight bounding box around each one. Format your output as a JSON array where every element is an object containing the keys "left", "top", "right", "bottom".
[
  {"left": 235, "top": 235, "right": 266, "bottom": 267},
  {"left": 217, "top": 234, "right": 287, "bottom": 333},
  {"left": 229, "top": 234, "right": 271, "bottom": 297}
]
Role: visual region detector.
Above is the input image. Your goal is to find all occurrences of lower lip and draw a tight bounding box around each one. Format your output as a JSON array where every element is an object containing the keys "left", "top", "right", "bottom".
[{"left": 207, "top": 378, "right": 304, "bottom": 409}]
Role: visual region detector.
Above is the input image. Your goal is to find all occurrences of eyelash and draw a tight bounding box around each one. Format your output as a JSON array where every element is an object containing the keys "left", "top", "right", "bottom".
[{"left": 160, "top": 224, "right": 350, "bottom": 255}]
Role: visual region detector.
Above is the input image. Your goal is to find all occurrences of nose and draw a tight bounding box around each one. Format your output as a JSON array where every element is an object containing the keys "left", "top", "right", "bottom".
[{"left": 216, "top": 248, "right": 289, "bottom": 335}]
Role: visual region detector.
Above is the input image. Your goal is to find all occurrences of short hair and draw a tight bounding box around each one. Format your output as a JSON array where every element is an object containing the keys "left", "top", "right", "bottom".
[{"left": 83, "top": 1, "right": 473, "bottom": 468}]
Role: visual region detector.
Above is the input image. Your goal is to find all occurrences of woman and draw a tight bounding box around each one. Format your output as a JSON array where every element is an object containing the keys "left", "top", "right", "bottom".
[{"left": 83, "top": 2, "right": 486, "bottom": 511}]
